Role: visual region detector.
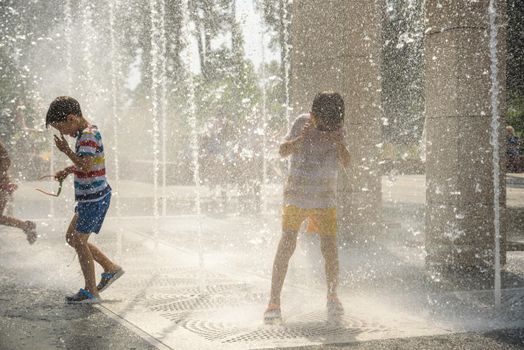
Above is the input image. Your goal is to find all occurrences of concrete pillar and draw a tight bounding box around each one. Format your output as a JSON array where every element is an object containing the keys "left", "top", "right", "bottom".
[
  {"left": 290, "top": 0, "right": 383, "bottom": 241},
  {"left": 425, "top": 0, "right": 507, "bottom": 269}
]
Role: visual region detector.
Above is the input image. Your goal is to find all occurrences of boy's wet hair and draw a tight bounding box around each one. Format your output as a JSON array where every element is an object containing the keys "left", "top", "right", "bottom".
[
  {"left": 311, "top": 92, "right": 345, "bottom": 131},
  {"left": 46, "top": 96, "right": 82, "bottom": 128}
]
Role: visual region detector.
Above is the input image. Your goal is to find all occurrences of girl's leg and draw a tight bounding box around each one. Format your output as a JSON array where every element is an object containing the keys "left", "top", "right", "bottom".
[
  {"left": 0, "top": 194, "right": 32, "bottom": 231},
  {"left": 269, "top": 229, "right": 299, "bottom": 306},
  {"left": 319, "top": 234, "right": 339, "bottom": 298}
]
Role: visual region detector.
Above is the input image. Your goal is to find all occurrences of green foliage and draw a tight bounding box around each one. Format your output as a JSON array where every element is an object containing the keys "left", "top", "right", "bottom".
[
  {"left": 189, "top": 0, "right": 235, "bottom": 80},
  {"left": 507, "top": 92, "right": 524, "bottom": 138},
  {"left": 258, "top": 0, "right": 291, "bottom": 96},
  {"left": 194, "top": 49, "right": 260, "bottom": 125}
]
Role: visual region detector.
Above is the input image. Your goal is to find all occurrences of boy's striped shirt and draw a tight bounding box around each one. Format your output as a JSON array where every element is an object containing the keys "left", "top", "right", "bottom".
[{"left": 74, "top": 125, "right": 111, "bottom": 202}]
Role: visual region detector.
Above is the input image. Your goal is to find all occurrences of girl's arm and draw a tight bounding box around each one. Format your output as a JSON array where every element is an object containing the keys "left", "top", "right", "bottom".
[
  {"left": 279, "top": 136, "right": 304, "bottom": 157},
  {"left": 279, "top": 121, "right": 314, "bottom": 157},
  {"left": 337, "top": 143, "right": 351, "bottom": 169}
]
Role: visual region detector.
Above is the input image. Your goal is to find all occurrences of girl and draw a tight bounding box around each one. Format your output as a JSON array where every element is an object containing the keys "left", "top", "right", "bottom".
[{"left": 0, "top": 140, "right": 37, "bottom": 244}]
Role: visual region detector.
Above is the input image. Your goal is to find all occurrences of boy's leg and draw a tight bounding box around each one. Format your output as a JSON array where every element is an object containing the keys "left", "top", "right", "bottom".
[
  {"left": 269, "top": 229, "right": 299, "bottom": 306},
  {"left": 72, "top": 232, "right": 99, "bottom": 297},
  {"left": 68, "top": 199, "right": 119, "bottom": 273},
  {"left": 67, "top": 217, "right": 119, "bottom": 273},
  {"left": 87, "top": 242, "right": 120, "bottom": 273},
  {"left": 319, "top": 234, "right": 339, "bottom": 297},
  {"left": 66, "top": 215, "right": 98, "bottom": 296},
  {"left": 65, "top": 214, "right": 78, "bottom": 247}
]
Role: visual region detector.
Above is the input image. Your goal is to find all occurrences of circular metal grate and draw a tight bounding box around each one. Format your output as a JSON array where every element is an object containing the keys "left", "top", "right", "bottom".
[
  {"left": 173, "top": 310, "right": 389, "bottom": 343},
  {"left": 222, "top": 323, "right": 362, "bottom": 343},
  {"left": 183, "top": 320, "right": 245, "bottom": 341}
]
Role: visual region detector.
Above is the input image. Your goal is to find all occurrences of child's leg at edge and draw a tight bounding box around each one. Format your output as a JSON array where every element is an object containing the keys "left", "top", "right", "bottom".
[
  {"left": 269, "top": 229, "right": 299, "bottom": 306},
  {"left": 0, "top": 194, "right": 33, "bottom": 231},
  {"left": 320, "top": 234, "right": 339, "bottom": 299}
]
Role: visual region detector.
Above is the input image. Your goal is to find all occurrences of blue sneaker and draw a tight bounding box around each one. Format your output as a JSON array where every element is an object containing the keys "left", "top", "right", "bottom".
[
  {"left": 65, "top": 288, "right": 101, "bottom": 304},
  {"left": 97, "top": 268, "right": 125, "bottom": 292}
]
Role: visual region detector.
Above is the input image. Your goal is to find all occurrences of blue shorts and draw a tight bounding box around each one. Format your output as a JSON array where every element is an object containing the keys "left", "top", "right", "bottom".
[{"left": 75, "top": 193, "right": 111, "bottom": 234}]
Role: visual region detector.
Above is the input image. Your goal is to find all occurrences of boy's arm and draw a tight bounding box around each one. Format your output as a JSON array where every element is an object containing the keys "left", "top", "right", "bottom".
[
  {"left": 54, "top": 134, "right": 94, "bottom": 173},
  {"left": 55, "top": 165, "right": 76, "bottom": 181},
  {"left": 63, "top": 149, "right": 94, "bottom": 173}
]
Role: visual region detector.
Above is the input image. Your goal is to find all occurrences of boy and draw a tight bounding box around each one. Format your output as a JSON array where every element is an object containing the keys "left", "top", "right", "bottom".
[
  {"left": 264, "top": 92, "right": 350, "bottom": 323},
  {"left": 0, "top": 140, "right": 37, "bottom": 244},
  {"left": 46, "top": 96, "right": 124, "bottom": 303}
]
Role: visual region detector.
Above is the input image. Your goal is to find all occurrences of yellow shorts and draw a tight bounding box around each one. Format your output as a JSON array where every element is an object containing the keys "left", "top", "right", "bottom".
[{"left": 282, "top": 205, "right": 337, "bottom": 236}]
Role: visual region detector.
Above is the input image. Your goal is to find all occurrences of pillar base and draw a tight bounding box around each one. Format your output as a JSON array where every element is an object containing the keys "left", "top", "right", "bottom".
[{"left": 425, "top": 242, "right": 506, "bottom": 270}]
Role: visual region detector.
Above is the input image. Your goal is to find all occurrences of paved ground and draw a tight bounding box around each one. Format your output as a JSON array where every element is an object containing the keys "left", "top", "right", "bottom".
[
  {"left": 1, "top": 274, "right": 523, "bottom": 350},
  {"left": 0, "top": 272, "right": 157, "bottom": 350},
  {"left": 0, "top": 175, "right": 523, "bottom": 349}
]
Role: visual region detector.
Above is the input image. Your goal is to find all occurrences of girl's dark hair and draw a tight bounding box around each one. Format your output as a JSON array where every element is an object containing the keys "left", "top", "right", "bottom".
[
  {"left": 46, "top": 96, "right": 82, "bottom": 128},
  {"left": 311, "top": 92, "right": 345, "bottom": 131}
]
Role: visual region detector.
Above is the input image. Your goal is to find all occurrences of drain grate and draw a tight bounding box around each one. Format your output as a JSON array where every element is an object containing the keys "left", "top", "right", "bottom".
[
  {"left": 143, "top": 282, "right": 262, "bottom": 310},
  {"left": 129, "top": 267, "right": 228, "bottom": 279},
  {"left": 145, "top": 283, "right": 259, "bottom": 302},
  {"left": 222, "top": 324, "right": 360, "bottom": 343},
  {"left": 287, "top": 310, "right": 389, "bottom": 331},
  {"left": 132, "top": 276, "right": 198, "bottom": 288},
  {"left": 159, "top": 311, "right": 192, "bottom": 324},
  {"left": 183, "top": 320, "right": 245, "bottom": 341},
  {"left": 149, "top": 291, "right": 266, "bottom": 312},
  {"left": 164, "top": 310, "right": 389, "bottom": 344},
  {"left": 132, "top": 275, "right": 236, "bottom": 288},
  {"left": 145, "top": 293, "right": 196, "bottom": 308},
  {"left": 494, "top": 289, "right": 524, "bottom": 321}
]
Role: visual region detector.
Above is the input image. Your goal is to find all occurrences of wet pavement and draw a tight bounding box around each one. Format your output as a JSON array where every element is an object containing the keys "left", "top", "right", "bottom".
[
  {"left": 0, "top": 175, "right": 523, "bottom": 349},
  {"left": 0, "top": 272, "right": 157, "bottom": 350}
]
